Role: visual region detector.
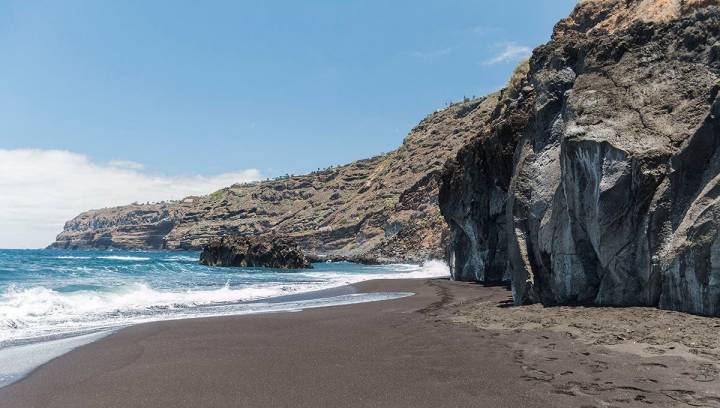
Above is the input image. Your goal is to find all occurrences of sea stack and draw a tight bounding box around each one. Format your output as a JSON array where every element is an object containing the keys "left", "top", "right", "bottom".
[{"left": 199, "top": 235, "right": 313, "bottom": 269}]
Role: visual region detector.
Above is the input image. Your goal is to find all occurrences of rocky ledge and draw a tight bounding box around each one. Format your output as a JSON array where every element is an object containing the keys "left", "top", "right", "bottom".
[{"left": 199, "top": 235, "right": 313, "bottom": 269}]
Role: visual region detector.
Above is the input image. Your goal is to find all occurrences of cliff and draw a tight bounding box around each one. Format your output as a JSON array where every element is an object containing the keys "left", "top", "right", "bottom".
[
  {"left": 50, "top": 93, "right": 500, "bottom": 263},
  {"left": 440, "top": 0, "right": 720, "bottom": 315}
]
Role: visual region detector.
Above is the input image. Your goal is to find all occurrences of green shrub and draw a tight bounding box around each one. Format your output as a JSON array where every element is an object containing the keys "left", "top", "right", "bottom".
[{"left": 505, "top": 58, "right": 530, "bottom": 99}]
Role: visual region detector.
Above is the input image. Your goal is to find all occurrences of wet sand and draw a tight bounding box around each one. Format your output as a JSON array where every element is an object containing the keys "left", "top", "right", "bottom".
[{"left": 1, "top": 279, "right": 718, "bottom": 407}]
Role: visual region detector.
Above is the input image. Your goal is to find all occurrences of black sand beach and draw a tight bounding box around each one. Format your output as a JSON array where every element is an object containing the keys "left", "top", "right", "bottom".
[{"left": 1, "top": 279, "right": 718, "bottom": 408}]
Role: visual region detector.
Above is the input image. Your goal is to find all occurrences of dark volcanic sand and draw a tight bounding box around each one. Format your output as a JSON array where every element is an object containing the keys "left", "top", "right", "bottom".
[{"left": 1, "top": 279, "right": 718, "bottom": 408}]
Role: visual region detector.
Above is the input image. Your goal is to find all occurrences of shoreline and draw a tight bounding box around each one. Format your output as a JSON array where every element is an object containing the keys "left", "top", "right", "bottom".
[
  {"left": 0, "top": 330, "right": 114, "bottom": 389},
  {"left": 1, "top": 278, "right": 719, "bottom": 407},
  {"left": 0, "top": 282, "right": 414, "bottom": 389},
  {"left": 0, "top": 256, "right": 448, "bottom": 356}
]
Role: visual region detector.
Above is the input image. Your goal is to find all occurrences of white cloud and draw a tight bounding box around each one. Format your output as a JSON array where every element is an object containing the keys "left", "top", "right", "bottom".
[
  {"left": 483, "top": 42, "right": 532, "bottom": 65},
  {"left": 0, "top": 149, "right": 262, "bottom": 249}
]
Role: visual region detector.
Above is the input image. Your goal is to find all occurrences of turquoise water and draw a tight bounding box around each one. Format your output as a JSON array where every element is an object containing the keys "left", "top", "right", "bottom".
[{"left": 0, "top": 249, "right": 448, "bottom": 347}]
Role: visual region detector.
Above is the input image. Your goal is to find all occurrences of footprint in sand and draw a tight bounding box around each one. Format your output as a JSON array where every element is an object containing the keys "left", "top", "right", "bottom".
[
  {"left": 640, "top": 362, "right": 668, "bottom": 369},
  {"left": 663, "top": 389, "right": 720, "bottom": 406},
  {"left": 580, "top": 359, "right": 609, "bottom": 373},
  {"left": 521, "top": 365, "right": 554, "bottom": 382},
  {"left": 513, "top": 350, "right": 525, "bottom": 364},
  {"left": 688, "top": 363, "right": 719, "bottom": 382},
  {"left": 644, "top": 346, "right": 666, "bottom": 355}
]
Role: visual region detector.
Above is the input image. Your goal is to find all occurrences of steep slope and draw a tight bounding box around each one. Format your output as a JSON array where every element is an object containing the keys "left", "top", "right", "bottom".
[
  {"left": 50, "top": 93, "right": 499, "bottom": 263},
  {"left": 440, "top": 0, "right": 720, "bottom": 315}
]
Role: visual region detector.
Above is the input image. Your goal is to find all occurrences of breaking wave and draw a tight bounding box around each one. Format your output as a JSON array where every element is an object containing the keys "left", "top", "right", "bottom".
[
  {"left": 96, "top": 255, "right": 151, "bottom": 261},
  {"left": 0, "top": 252, "right": 449, "bottom": 346},
  {"left": 0, "top": 282, "right": 319, "bottom": 344}
]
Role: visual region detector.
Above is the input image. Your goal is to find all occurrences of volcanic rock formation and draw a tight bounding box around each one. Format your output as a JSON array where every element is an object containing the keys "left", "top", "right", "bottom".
[
  {"left": 440, "top": 0, "right": 720, "bottom": 316},
  {"left": 199, "top": 235, "right": 312, "bottom": 269}
]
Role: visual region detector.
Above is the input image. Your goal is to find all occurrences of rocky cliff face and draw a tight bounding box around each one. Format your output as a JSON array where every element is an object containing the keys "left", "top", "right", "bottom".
[
  {"left": 440, "top": 0, "right": 720, "bottom": 315},
  {"left": 50, "top": 93, "right": 499, "bottom": 263}
]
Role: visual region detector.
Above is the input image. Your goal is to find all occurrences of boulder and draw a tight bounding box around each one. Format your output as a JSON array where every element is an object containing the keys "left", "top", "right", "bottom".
[{"left": 199, "top": 236, "right": 313, "bottom": 269}]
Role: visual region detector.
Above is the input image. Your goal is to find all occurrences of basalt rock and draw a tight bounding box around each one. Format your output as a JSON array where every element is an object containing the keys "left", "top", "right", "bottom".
[
  {"left": 440, "top": 0, "right": 720, "bottom": 316},
  {"left": 199, "top": 235, "right": 312, "bottom": 269}
]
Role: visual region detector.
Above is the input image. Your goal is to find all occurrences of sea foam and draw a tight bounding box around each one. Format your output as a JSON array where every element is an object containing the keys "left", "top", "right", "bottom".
[
  {"left": 96, "top": 255, "right": 151, "bottom": 261},
  {"left": 0, "top": 250, "right": 449, "bottom": 348},
  {"left": 0, "top": 282, "right": 320, "bottom": 345}
]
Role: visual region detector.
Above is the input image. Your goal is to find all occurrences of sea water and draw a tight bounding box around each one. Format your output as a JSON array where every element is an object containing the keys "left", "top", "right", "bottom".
[{"left": 0, "top": 249, "right": 448, "bottom": 386}]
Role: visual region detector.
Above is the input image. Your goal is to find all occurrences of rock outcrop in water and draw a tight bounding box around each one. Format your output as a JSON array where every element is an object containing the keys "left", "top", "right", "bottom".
[
  {"left": 50, "top": 94, "right": 500, "bottom": 263},
  {"left": 440, "top": 0, "right": 720, "bottom": 315},
  {"left": 199, "top": 235, "right": 312, "bottom": 269}
]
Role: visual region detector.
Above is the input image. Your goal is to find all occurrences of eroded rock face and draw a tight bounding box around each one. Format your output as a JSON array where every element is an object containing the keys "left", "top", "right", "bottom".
[
  {"left": 199, "top": 235, "right": 312, "bottom": 269},
  {"left": 440, "top": 0, "right": 720, "bottom": 315}
]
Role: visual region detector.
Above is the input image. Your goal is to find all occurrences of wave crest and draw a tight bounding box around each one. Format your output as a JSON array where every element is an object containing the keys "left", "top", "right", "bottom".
[
  {"left": 0, "top": 282, "right": 302, "bottom": 344},
  {"left": 0, "top": 258, "right": 450, "bottom": 345}
]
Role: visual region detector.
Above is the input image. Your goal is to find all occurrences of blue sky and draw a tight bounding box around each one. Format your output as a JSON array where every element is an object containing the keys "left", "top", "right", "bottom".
[
  {"left": 0, "top": 0, "right": 578, "bottom": 247},
  {"left": 1, "top": 0, "right": 576, "bottom": 177}
]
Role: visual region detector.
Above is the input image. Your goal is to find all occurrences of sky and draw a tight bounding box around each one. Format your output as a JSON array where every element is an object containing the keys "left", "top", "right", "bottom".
[{"left": 0, "top": 0, "right": 577, "bottom": 248}]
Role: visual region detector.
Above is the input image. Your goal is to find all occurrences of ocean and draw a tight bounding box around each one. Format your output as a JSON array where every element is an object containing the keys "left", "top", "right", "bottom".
[{"left": 0, "top": 249, "right": 448, "bottom": 386}]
